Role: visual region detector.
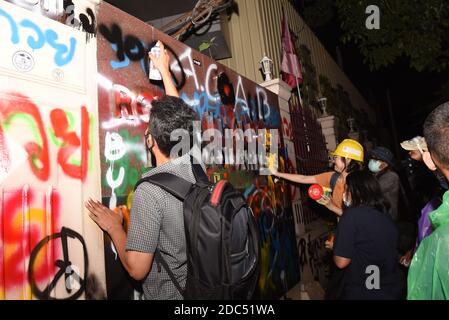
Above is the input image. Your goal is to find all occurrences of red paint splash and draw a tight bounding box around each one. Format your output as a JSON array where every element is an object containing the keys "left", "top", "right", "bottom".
[
  {"left": 1, "top": 187, "right": 61, "bottom": 294},
  {"left": 50, "top": 107, "right": 90, "bottom": 182},
  {"left": 0, "top": 93, "right": 50, "bottom": 181},
  {"left": 1, "top": 93, "right": 91, "bottom": 182}
]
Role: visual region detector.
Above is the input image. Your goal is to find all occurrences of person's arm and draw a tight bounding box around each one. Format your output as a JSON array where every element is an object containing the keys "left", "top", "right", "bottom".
[
  {"left": 85, "top": 200, "right": 153, "bottom": 280},
  {"left": 268, "top": 154, "right": 318, "bottom": 184},
  {"left": 148, "top": 41, "right": 179, "bottom": 98},
  {"left": 322, "top": 197, "right": 343, "bottom": 216},
  {"left": 274, "top": 171, "right": 317, "bottom": 184},
  {"left": 334, "top": 256, "right": 351, "bottom": 269}
]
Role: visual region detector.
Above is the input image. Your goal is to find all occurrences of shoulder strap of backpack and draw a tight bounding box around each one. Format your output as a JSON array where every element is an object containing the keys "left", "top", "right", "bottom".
[
  {"left": 190, "top": 155, "right": 209, "bottom": 184},
  {"left": 330, "top": 172, "right": 341, "bottom": 192},
  {"left": 154, "top": 251, "right": 185, "bottom": 297},
  {"left": 134, "top": 173, "right": 192, "bottom": 201}
]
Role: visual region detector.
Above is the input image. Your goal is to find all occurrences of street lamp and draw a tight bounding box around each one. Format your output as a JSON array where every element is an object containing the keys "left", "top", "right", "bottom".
[
  {"left": 317, "top": 97, "right": 328, "bottom": 116},
  {"left": 260, "top": 55, "right": 273, "bottom": 81}
]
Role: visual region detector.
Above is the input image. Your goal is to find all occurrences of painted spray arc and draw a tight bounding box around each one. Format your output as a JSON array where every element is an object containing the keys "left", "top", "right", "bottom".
[{"left": 97, "top": 2, "right": 299, "bottom": 300}]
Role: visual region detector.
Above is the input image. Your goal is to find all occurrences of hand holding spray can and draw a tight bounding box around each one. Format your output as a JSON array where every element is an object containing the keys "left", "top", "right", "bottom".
[
  {"left": 308, "top": 184, "right": 332, "bottom": 205},
  {"left": 149, "top": 43, "right": 162, "bottom": 81}
]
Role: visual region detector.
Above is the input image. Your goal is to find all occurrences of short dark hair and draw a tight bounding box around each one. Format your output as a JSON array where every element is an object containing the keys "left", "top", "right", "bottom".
[
  {"left": 345, "top": 170, "right": 390, "bottom": 214},
  {"left": 423, "top": 102, "right": 449, "bottom": 169},
  {"left": 148, "top": 96, "right": 195, "bottom": 157}
]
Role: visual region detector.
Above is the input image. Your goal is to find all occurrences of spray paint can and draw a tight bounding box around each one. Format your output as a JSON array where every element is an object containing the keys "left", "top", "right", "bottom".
[
  {"left": 149, "top": 43, "right": 162, "bottom": 81},
  {"left": 308, "top": 184, "right": 332, "bottom": 205}
]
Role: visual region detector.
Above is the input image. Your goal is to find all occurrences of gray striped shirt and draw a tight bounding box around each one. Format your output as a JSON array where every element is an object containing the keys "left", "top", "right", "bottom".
[{"left": 126, "top": 153, "right": 201, "bottom": 300}]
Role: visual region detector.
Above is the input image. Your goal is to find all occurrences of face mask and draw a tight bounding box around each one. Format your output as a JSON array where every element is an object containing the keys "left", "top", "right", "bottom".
[
  {"left": 368, "top": 159, "right": 382, "bottom": 173},
  {"left": 145, "top": 132, "right": 154, "bottom": 153},
  {"left": 343, "top": 192, "right": 351, "bottom": 207}
]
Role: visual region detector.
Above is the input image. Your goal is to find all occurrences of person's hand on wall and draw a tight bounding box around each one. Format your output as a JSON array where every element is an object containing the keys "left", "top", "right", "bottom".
[
  {"left": 148, "top": 40, "right": 170, "bottom": 77},
  {"left": 85, "top": 199, "right": 124, "bottom": 234}
]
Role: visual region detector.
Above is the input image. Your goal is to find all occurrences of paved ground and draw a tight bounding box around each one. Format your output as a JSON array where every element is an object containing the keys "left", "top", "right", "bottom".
[{"left": 280, "top": 281, "right": 325, "bottom": 300}]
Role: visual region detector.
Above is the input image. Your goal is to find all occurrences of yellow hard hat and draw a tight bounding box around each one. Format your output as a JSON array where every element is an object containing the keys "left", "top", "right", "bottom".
[{"left": 333, "top": 139, "right": 364, "bottom": 162}]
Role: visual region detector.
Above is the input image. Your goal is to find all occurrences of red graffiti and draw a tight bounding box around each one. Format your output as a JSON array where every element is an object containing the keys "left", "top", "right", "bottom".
[
  {"left": 0, "top": 125, "right": 11, "bottom": 175},
  {"left": 112, "top": 85, "right": 161, "bottom": 120},
  {"left": 0, "top": 93, "right": 50, "bottom": 181},
  {"left": 282, "top": 117, "right": 293, "bottom": 140},
  {"left": 1, "top": 187, "right": 61, "bottom": 297},
  {"left": 114, "top": 85, "right": 133, "bottom": 118},
  {"left": 50, "top": 107, "right": 90, "bottom": 182},
  {"left": 0, "top": 93, "right": 91, "bottom": 182}
]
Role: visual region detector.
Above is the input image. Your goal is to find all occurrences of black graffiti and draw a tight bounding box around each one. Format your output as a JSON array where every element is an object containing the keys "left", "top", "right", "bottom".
[
  {"left": 298, "top": 238, "right": 307, "bottom": 271},
  {"left": 78, "top": 7, "right": 96, "bottom": 35},
  {"left": 297, "top": 234, "right": 325, "bottom": 281},
  {"left": 28, "top": 227, "right": 89, "bottom": 300},
  {"left": 98, "top": 23, "right": 186, "bottom": 89},
  {"left": 64, "top": 0, "right": 96, "bottom": 36},
  {"left": 307, "top": 234, "right": 323, "bottom": 281}
]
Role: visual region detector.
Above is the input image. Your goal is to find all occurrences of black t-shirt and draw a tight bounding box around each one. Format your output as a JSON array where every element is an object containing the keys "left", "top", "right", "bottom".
[{"left": 333, "top": 205, "right": 402, "bottom": 300}]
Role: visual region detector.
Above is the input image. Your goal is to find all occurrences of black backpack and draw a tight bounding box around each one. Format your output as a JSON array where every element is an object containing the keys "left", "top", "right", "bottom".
[{"left": 134, "top": 158, "right": 260, "bottom": 300}]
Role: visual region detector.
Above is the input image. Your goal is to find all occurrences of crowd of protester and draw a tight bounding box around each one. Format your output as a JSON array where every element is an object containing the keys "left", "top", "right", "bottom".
[{"left": 273, "top": 102, "right": 449, "bottom": 300}]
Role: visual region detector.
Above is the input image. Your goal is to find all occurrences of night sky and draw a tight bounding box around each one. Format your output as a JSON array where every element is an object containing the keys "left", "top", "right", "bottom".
[{"left": 293, "top": 1, "right": 449, "bottom": 152}]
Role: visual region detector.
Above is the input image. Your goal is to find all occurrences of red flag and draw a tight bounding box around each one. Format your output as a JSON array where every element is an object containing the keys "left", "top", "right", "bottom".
[{"left": 281, "top": 9, "right": 303, "bottom": 88}]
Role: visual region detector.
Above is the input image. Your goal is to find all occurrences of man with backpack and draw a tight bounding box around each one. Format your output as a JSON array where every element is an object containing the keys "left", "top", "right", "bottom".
[{"left": 85, "top": 41, "right": 259, "bottom": 300}]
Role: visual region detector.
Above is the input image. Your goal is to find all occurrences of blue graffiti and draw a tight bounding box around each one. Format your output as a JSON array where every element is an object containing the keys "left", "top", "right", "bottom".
[
  {"left": 181, "top": 91, "right": 221, "bottom": 122},
  {"left": 45, "top": 29, "right": 77, "bottom": 67},
  {"left": 264, "top": 104, "right": 281, "bottom": 127},
  {"left": 0, "top": 7, "right": 19, "bottom": 44},
  {"left": 110, "top": 43, "right": 130, "bottom": 69},
  {"left": 20, "top": 19, "right": 45, "bottom": 49},
  {"left": 0, "top": 8, "right": 77, "bottom": 67},
  {"left": 181, "top": 87, "right": 280, "bottom": 132},
  {"left": 235, "top": 98, "right": 252, "bottom": 124},
  {"left": 108, "top": 38, "right": 150, "bottom": 75}
]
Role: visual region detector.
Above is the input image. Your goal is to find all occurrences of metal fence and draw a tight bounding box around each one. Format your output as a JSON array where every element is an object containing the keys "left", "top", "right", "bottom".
[{"left": 289, "top": 94, "right": 330, "bottom": 226}]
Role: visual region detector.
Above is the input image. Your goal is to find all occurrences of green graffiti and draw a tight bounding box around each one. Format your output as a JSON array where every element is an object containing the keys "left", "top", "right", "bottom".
[
  {"left": 48, "top": 129, "right": 63, "bottom": 147},
  {"left": 4, "top": 113, "right": 43, "bottom": 146},
  {"left": 69, "top": 158, "right": 82, "bottom": 166},
  {"left": 102, "top": 129, "right": 147, "bottom": 196}
]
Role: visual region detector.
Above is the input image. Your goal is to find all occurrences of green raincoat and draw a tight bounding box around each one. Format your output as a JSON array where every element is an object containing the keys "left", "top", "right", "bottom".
[{"left": 407, "top": 190, "right": 449, "bottom": 299}]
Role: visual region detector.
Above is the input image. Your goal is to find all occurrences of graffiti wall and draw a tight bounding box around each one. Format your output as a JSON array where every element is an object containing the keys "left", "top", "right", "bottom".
[
  {"left": 1, "top": 0, "right": 301, "bottom": 300},
  {"left": 0, "top": 0, "right": 105, "bottom": 299},
  {"left": 97, "top": 2, "right": 299, "bottom": 300}
]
